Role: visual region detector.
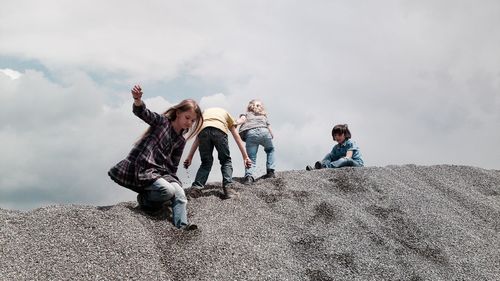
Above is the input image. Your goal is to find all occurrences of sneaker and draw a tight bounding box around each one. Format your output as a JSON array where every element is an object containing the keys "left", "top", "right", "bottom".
[
  {"left": 180, "top": 224, "right": 198, "bottom": 231},
  {"left": 223, "top": 185, "right": 239, "bottom": 199},
  {"left": 314, "top": 161, "right": 323, "bottom": 169},
  {"left": 306, "top": 165, "right": 314, "bottom": 171},
  {"left": 243, "top": 175, "right": 254, "bottom": 185},
  {"left": 261, "top": 169, "right": 275, "bottom": 179},
  {"left": 185, "top": 187, "right": 203, "bottom": 199}
]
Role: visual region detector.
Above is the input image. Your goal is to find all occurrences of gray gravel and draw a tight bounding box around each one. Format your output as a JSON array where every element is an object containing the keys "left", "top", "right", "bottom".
[{"left": 1, "top": 164, "right": 499, "bottom": 280}]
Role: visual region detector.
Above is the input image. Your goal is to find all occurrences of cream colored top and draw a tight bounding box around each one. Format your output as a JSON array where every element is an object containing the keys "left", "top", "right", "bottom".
[{"left": 201, "top": 107, "right": 236, "bottom": 134}]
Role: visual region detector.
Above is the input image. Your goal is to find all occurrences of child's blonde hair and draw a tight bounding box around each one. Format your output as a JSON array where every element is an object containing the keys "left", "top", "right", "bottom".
[{"left": 247, "top": 99, "right": 266, "bottom": 116}]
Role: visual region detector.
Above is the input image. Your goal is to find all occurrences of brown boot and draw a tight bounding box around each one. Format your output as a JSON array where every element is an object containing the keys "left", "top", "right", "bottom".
[
  {"left": 185, "top": 187, "right": 203, "bottom": 199},
  {"left": 223, "top": 184, "right": 239, "bottom": 199}
]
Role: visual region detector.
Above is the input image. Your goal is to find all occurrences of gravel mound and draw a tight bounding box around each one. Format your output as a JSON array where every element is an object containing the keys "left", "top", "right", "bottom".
[{"left": 1, "top": 165, "right": 499, "bottom": 280}]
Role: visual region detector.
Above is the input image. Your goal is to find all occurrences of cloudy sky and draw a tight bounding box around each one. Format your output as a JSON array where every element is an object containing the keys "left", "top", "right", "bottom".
[{"left": 1, "top": 0, "right": 499, "bottom": 210}]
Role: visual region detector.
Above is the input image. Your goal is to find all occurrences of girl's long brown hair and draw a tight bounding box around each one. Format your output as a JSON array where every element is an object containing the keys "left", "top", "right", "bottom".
[{"left": 137, "top": 99, "right": 203, "bottom": 143}]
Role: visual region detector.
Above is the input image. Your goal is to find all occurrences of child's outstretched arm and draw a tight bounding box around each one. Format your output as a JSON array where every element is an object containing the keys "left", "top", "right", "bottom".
[
  {"left": 183, "top": 137, "right": 200, "bottom": 169},
  {"left": 229, "top": 126, "right": 252, "bottom": 168},
  {"left": 131, "top": 85, "right": 165, "bottom": 126}
]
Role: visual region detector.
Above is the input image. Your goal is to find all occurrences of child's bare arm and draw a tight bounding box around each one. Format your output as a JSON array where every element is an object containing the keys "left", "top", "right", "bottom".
[
  {"left": 183, "top": 137, "right": 200, "bottom": 168},
  {"left": 229, "top": 126, "right": 252, "bottom": 168},
  {"left": 235, "top": 115, "right": 247, "bottom": 126},
  {"left": 345, "top": 150, "right": 353, "bottom": 159},
  {"left": 268, "top": 125, "right": 274, "bottom": 139}
]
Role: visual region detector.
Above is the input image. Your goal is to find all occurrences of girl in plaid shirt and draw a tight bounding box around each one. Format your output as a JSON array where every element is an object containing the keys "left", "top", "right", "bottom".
[{"left": 108, "top": 85, "right": 203, "bottom": 230}]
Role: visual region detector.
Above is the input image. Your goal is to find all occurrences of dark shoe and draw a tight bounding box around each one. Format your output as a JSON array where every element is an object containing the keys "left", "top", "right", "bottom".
[
  {"left": 180, "top": 224, "right": 198, "bottom": 231},
  {"left": 223, "top": 185, "right": 239, "bottom": 199},
  {"left": 243, "top": 175, "right": 254, "bottom": 185},
  {"left": 261, "top": 169, "right": 275, "bottom": 179},
  {"left": 185, "top": 187, "right": 203, "bottom": 199},
  {"left": 314, "top": 161, "right": 323, "bottom": 169},
  {"left": 306, "top": 165, "right": 314, "bottom": 171},
  {"left": 137, "top": 193, "right": 144, "bottom": 205}
]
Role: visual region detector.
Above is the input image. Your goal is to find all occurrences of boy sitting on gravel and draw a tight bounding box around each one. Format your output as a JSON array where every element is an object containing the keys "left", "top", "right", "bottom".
[{"left": 306, "top": 124, "right": 364, "bottom": 170}]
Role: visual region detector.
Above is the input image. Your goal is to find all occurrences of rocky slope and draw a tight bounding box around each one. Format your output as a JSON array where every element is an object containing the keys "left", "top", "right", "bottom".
[{"left": 1, "top": 165, "right": 499, "bottom": 280}]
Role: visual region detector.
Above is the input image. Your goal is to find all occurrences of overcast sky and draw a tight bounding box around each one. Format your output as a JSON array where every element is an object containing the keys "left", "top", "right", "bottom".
[{"left": 1, "top": 0, "right": 499, "bottom": 210}]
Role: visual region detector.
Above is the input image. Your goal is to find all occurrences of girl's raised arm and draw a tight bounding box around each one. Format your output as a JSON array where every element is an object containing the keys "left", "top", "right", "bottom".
[
  {"left": 131, "top": 85, "right": 164, "bottom": 126},
  {"left": 132, "top": 85, "right": 143, "bottom": 106}
]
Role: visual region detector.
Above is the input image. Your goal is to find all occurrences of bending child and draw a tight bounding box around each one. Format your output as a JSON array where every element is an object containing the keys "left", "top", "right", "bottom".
[
  {"left": 108, "top": 85, "right": 203, "bottom": 230},
  {"left": 306, "top": 124, "right": 364, "bottom": 170},
  {"left": 183, "top": 107, "right": 252, "bottom": 199},
  {"left": 237, "top": 99, "right": 276, "bottom": 184}
]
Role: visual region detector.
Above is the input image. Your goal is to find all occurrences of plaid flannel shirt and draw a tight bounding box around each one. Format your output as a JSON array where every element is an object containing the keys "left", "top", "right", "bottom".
[{"left": 108, "top": 102, "right": 186, "bottom": 193}]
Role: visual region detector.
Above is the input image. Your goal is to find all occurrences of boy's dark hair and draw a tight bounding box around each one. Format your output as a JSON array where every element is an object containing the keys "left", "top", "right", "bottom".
[{"left": 332, "top": 124, "right": 351, "bottom": 139}]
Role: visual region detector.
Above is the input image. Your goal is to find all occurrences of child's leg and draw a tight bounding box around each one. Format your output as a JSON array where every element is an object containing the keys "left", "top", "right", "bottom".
[
  {"left": 169, "top": 182, "right": 189, "bottom": 228},
  {"left": 261, "top": 129, "right": 275, "bottom": 172},
  {"left": 326, "top": 157, "right": 357, "bottom": 168},
  {"left": 212, "top": 129, "right": 232, "bottom": 186},
  {"left": 141, "top": 178, "right": 189, "bottom": 228},
  {"left": 193, "top": 129, "right": 215, "bottom": 187},
  {"left": 143, "top": 178, "right": 188, "bottom": 228},
  {"left": 245, "top": 130, "right": 260, "bottom": 177},
  {"left": 140, "top": 178, "right": 172, "bottom": 210}
]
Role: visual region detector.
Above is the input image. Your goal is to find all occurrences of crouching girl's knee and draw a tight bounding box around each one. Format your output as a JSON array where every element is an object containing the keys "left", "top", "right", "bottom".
[{"left": 172, "top": 183, "right": 187, "bottom": 202}]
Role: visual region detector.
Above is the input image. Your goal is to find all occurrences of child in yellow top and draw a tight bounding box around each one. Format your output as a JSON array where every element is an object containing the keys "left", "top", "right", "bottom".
[{"left": 184, "top": 108, "right": 252, "bottom": 199}]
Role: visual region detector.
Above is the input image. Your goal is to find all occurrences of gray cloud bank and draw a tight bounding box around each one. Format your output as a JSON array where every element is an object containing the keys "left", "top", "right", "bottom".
[
  {"left": 1, "top": 1, "right": 500, "bottom": 209},
  {"left": 1, "top": 165, "right": 499, "bottom": 280}
]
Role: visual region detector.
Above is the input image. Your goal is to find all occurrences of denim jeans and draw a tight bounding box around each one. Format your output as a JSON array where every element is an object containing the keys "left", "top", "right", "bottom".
[
  {"left": 138, "top": 178, "right": 188, "bottom": 228},
  {"left": 245, "top": 127, "right": 275, "bottom": 177},
  {"left": 322, "top": 157, "right": 362, "bottom": 169},
  {"left": 192, "top": 127, "right": 233, "bottom": 187}
]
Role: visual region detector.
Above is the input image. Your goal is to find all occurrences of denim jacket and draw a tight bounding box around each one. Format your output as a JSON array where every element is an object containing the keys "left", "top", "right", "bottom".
[{"left": 323, "top": 139, "right": 364, "bottom": 166}]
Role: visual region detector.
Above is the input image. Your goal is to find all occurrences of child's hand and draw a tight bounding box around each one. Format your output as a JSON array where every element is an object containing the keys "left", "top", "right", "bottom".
[
  {"left": 183, "top": 158, "right": 192, "bottom": 169},
  {"left": 131, "top": 85, "right": 143, "bottom": 100},
  {"left": 244, "top": 157, "right": 252, "bottom": 168}
]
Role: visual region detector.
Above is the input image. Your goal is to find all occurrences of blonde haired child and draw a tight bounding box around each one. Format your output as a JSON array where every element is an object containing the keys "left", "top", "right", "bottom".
[{"left": 237, "top": 99, "right": 276, "bottom": 184}]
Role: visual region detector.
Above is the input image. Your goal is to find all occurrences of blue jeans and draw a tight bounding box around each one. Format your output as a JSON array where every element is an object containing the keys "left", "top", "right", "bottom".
[
  {"left": 138, "top": 178, "right": 188, "bottom": 228},
  {"left": 193, "top": 127, "right": 233, "bottom": 187},
  {"left": 322, "top": 157, "right": 362, "bottom": 168},
  {"left": 245, "top": 127, "right": 275, "bottom": 177}
]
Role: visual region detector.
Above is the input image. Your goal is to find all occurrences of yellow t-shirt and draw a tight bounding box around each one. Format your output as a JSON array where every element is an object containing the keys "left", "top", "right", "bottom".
[{"left": 201, "top": 107, "right": 235, "bottom": 134}]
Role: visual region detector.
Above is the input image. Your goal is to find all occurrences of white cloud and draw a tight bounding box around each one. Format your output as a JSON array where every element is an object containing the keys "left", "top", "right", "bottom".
[
  {"left": 0, "top": 68, "right": 22, "bottom": 80},
  {"left": 199, "top": 93, "right": 230, "bottom": 110}
]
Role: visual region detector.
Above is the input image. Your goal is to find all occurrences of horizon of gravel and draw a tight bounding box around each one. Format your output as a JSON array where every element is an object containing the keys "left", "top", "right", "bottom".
[{"left": 1, "top": 164, "right": 499, "bottom": 280}]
